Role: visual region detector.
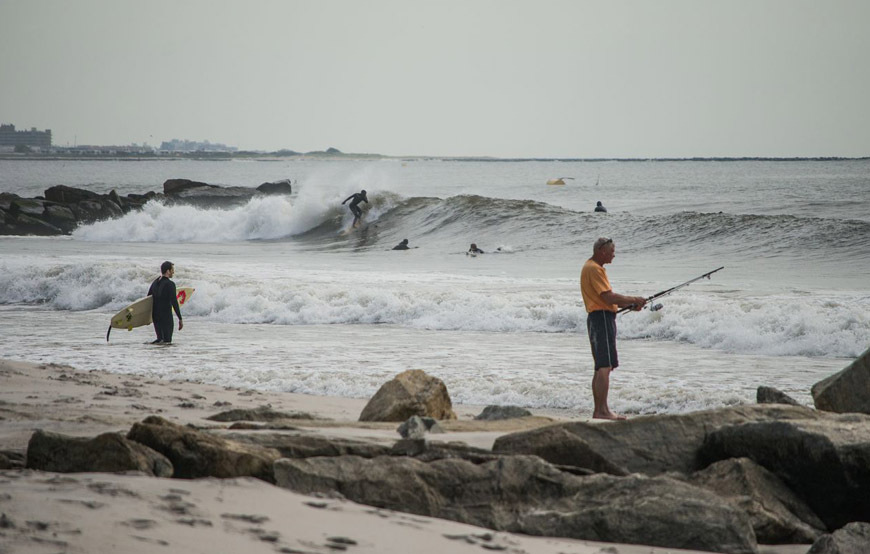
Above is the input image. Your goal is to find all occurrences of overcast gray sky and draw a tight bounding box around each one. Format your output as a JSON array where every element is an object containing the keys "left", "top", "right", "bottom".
[{"left": 2, "top": 0, "right": 868, "bottom": 157}]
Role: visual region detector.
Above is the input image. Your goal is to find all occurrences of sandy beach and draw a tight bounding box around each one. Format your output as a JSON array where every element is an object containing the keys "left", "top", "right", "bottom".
[{"left": 5, "top": 357, "right": 810, "bottom": 554}]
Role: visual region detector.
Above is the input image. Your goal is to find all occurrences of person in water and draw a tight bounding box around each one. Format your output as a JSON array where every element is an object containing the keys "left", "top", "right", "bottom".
[
  {"left": 467, "top": 243, "right": 484, "bottom": 255},
  {"left": 392, "top": 239, "right": 410, "bottom": 250},
  {"left": 594, "top": 201, "right": 607, "bottom": 213},
  {"left": 580, "top": 238, "right": 645, "bottom": 420},
  {"left": 342, "top": 189, "right": 368, "bottom": 225},
  {"left": 147, "top": 261, "right": 183, "bottom": 344}
]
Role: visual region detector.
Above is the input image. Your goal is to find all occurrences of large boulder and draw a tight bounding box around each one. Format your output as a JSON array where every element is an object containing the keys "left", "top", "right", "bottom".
[
  {"left": 359, "top": 369, "right": 457, "bottom": 422},
  {"left": 42, "top": 204, "right": 78, "bottom": 233},
  {"left": 475, "top": 405, "right": 532, "bottom": 421},
  {"left": 107, "top": 189, "right": 127, "bottom": 211},
  {"left": 274, "top": 454, "right": 757, "bottom": 554},
  {"left": 127, "top": 416, "right": 280, "bottom": 482},
  {"left": 9, "top": 198, "right": 46, "bottom": 217},
  {"left": 25, "top": 430, "right": 172, "bottom": 477},
  {"left": 8, "top": 198, "right": 80, "bottom": 234},
  {"left": 493, "top": 424, "right": 627, "bottom": 476},
  {"left": 689, "top": 457, "right": 825, "bottom": 544},
  {"left": 163, "top": 178, "right": 257, "bottom": 207},
  {"left": 163, "top": 178, "right": 216, "bottom": 195},
  {"left": 257, "top": 179, "right": 292, "bottom": 195},
  {"left": 757, "top": 386, "right": 801, "bottom": 406},
  {"left": 222, "top": 432, "right": 391, "bottom": 460},
  {"left": 124, "top": 191, "right": 159, "bottom": 208},
  {"left": 808, "top": 522, "right": 870, "bottom": 554},
  {"left": 0, "top": 192, "right": 20, "bottom": 211},
  {"left": 697, "top": 414, "right": 870, "bottom": 530},
  {"left": 520, "top": 473, "right": 757, "bottom": 554},
  {"left": 43, "top": 185, "right": 99, "bottom": 204},
  {"left": 493, "top": 404, "right": 820, "bottom": 476},
  {"left": 812, "top": 347, "right": 870, "bottom": 414},
  {"left": 8, "top": 213, "right": 62, "bottom": 235},
  {"left": 70, "top": 198, "right": 122, "bottom": 223}
]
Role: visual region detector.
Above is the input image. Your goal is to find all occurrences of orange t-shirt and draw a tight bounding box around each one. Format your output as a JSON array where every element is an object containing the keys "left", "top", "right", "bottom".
[{"left": 581, "top": 259, "right": 617, "bottom": 313}]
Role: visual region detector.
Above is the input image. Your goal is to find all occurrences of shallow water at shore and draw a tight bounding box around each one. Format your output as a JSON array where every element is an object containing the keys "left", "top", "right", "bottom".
[{"left": 0, "top": 305, "right": 845, "bottom": 416}]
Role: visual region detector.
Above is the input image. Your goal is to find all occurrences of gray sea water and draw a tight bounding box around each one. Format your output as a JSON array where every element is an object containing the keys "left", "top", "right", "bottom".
[{"left": 1, "top": 158, "right": 868, "bottom": 415}]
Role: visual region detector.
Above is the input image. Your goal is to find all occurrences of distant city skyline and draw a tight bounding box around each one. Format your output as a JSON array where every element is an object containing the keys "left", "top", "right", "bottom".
[
  {"left": 2, "top": 1, "right": 869, "bottom": 158},
  {"left": 0, "top": 122, "right": 52, "bottom": 149}
]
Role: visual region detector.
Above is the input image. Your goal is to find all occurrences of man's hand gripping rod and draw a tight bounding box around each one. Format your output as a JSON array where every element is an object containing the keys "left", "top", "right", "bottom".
[{"left": 618, "top": 267, "right": 724, "bottom": 315}]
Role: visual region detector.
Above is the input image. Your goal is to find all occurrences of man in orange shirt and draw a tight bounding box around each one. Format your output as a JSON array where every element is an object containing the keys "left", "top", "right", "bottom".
[{"left": 580, "top": 237, "right": 646, "bottom": 420}]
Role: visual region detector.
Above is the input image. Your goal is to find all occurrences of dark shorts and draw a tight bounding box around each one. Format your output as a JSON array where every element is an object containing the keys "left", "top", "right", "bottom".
[
  {"left": 153, "top": 314, "right": 174, "bottom": 343},
  {"left": 587, "top": 310, "right": 618, "bottom": 370}
]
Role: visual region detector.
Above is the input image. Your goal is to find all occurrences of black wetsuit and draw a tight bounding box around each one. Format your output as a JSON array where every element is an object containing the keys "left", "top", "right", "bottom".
[
  {"left": 343, "top": 192, "right": 368, "bottom": 219},
  {"left": 148, "top": 276, "right": 182, "bottom": 343},
  {"left": 594, "top": 204, "right": 607, "bottom": 213},
  {"left": 392, "top": 241, "right": 410, "bottom": 250}
]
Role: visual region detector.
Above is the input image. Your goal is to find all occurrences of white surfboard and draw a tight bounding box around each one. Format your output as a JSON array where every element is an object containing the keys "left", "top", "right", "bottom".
[{"left": 107, "top": 287, "right": 194, "bottom": 341}]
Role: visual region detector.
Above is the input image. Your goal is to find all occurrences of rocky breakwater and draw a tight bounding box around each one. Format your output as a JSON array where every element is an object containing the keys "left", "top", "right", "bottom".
[
  {"left": 18, "top": 356, "right": 870, "bottom": 554},
  {"left": 0, "top": 178, "right": 293, "bottom": 236}
]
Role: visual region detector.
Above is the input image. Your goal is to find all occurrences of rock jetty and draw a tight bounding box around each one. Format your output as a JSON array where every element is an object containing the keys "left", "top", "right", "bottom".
[{"left": 0, "top": 179, "right": 292, "bottom": 236}]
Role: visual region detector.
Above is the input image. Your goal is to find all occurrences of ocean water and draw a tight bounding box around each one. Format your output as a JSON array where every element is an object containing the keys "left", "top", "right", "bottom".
[{"left": 1, "top": 158, "right": 868, "bottom": 416}]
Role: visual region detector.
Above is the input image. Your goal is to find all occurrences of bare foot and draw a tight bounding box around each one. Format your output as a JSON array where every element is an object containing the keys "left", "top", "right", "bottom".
[{"left": 592, "top": 411, "right": 628, "bottom": 420}]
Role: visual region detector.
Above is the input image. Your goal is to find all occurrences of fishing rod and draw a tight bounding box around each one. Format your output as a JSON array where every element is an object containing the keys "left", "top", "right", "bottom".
[{"left": 618, "top": 266, "right": 724, "bottom": 314}]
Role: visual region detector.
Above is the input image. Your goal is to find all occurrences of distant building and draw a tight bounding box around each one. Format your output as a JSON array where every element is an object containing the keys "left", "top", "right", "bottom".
[
  {"left": 159, "top": 138, "right": 237, "bottom": 153},
  {"left": 54, "top": 144, "right": 156, "bottom": 156},
  {"left": 0, "top": 123, "right": 52, "bottom": 148}
]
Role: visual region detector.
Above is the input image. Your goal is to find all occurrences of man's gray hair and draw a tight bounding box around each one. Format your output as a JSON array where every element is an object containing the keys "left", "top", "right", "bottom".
[{"left": 593, "top": 237, "right": 613, "bottom": 252}]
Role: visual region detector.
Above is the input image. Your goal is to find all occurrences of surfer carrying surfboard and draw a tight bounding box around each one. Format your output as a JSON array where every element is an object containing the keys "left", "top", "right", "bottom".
[
  {"left": 147, "top": 261, "right": 183, "bottom": 344},
  {"left": 341, "top": 189, "right": 368, "bottom": 227}
]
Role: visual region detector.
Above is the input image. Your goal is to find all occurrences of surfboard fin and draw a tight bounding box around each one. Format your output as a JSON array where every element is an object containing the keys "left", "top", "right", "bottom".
[{"left": 106, "top": 325, "right": 112, "bottom": 342}]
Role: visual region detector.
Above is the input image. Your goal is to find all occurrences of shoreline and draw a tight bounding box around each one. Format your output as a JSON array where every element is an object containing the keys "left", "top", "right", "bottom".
[{"left": 0, "top": 358, "right": 566, "bottom": 454}]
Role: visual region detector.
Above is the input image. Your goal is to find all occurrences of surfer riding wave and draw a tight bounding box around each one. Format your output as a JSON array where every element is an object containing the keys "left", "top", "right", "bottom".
[{"left": 342, "top": 189, "right": 368, "bottom": 227}]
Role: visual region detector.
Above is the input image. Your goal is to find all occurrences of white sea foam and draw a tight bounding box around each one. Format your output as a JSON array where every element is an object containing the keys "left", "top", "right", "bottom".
[
  {"left": 1, "top": 260, "right": 867, "bottom": 358},
  {"left": 72, "top": 196, "right": 314, "bottom": 242},
  {"left": 619, "top": 294, "right": 870, "bottom": 357}
]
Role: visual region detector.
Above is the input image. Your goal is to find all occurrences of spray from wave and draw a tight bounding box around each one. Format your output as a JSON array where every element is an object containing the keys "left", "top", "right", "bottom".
[
  {"left": 71, "top": 188, "right": 406, "bottom": 243},
  {"left": 73, "top": 196, "right": 313, "bottom": 242}
]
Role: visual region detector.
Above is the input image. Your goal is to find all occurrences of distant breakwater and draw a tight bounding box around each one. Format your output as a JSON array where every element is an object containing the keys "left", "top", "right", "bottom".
[{"left": 0, "top": 178, "right": 292, "bottom": 236}]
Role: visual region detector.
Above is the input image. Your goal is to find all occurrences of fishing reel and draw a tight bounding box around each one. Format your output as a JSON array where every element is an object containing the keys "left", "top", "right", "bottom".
[{"left": 618, "top": 267, "right": 724, "bottom": 316}]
